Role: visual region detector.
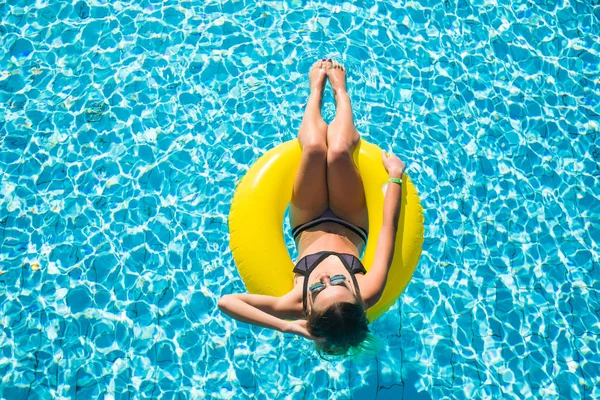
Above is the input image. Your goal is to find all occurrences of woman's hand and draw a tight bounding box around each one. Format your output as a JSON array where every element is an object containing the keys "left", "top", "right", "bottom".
[
  {"left": 284, "top": 320, "right": 325, "bottom": 342},
  {"left": 381, "top": 150, "right": 406, "bottom": 178}
]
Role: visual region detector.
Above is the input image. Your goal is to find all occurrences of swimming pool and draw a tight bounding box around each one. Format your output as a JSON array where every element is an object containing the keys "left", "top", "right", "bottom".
[{"left": 0, "top": 0, "right": 598, "bottom": 398}]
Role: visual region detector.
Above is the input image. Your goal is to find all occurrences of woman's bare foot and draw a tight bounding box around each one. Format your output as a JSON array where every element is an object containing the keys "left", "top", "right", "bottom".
[
  {"left": 309, "top": 60, "right": 328, "bottom": 100},
  {"left": 326, "top": 60, "right": 347, "bottom": 96}
]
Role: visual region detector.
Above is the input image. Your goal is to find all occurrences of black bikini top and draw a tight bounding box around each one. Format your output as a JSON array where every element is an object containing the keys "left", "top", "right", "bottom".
[{"left": 293, "top": 251, "right": 367, "bottom": 314}]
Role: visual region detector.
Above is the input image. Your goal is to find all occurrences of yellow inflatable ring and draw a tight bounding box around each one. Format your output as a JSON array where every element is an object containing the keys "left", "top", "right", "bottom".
[{"left": 229, "top": 139, "right": 424, "bottom": 321}]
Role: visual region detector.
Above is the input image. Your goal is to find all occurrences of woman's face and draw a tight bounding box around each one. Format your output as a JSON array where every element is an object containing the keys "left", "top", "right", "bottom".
[{"left": 308, "top": 273, "right": 357, "bottom": 313}]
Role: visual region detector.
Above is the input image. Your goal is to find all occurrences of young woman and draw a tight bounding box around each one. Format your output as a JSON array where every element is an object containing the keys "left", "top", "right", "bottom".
[{"left": 219, "top": 59, "right": 406, "bottom": 356}]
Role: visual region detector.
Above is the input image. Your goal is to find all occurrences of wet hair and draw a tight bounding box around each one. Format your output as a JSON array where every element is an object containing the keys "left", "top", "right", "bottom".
[{"left": 306, "top": 292, "right": 379, "bottom": 359}]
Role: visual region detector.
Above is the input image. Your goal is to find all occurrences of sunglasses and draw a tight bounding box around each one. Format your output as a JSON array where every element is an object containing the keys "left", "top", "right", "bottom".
[{"left": 309, "top": 274, "right": 348, "bottom": 296}]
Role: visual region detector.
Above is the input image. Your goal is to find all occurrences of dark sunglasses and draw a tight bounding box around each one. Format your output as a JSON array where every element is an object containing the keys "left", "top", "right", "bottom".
[{"left": 308, "top": 275, "right": 348, "bottom": 296}]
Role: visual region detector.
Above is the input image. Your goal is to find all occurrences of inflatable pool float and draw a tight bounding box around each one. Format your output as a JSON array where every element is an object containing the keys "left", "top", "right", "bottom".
[{"left": 229, "top": 139, "right": 424, "bottom": 321}]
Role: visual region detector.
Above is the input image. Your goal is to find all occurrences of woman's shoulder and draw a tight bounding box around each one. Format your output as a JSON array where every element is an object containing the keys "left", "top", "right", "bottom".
[
  {"left": 277, "top": 285, "right": 304, "bottom": 319},
  {"left": 354, "top": 273, "right": 380, "bottom": 309}
]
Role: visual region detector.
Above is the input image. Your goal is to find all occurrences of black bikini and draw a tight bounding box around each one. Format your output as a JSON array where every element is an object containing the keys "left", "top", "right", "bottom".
[
  {"left": 293, "top": 251, "right": 367, "bottom": 314},
  {"left": 292, "top": 209, "right": 369, "bottom": 313},
  {"left": 292, "top": 209, "right": 368, "bottom": 243}
]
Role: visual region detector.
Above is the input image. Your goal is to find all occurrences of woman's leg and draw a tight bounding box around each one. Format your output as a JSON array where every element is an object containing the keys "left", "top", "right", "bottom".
[
  {"left": 290, "top": 60, "right": 330, "bottom": 227},
  {"left": 325, "top": 61, "right": 368, "bottom": 229}
]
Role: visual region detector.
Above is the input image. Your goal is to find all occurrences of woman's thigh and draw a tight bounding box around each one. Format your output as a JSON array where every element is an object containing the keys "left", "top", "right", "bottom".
[
  {"left": 290, "top": 126, "right": 329, "bottom": 228},
  {"left": 325, "top": 132, "right": 368, "bottom": 230}
]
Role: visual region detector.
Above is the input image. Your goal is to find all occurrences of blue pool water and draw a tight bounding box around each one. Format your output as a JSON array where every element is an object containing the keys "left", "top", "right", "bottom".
[{"left": 1, "top": 0, "right": 599, "bottom": 398}]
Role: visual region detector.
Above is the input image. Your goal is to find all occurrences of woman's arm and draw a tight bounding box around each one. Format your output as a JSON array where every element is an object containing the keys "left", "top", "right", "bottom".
[
  {"left": 361, "top": 151, "right": 405, "bottom": 307},
  {"left": 218, "top": 294, "right": 288, "bottom": 332},
  {"left": 217, "top": 291, "right": 303, "bottom": 333}
]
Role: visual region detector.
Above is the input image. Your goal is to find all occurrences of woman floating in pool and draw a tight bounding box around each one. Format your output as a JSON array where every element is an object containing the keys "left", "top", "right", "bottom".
[{"left": 219, "top": 59, "right": 405, "bottom": 356}]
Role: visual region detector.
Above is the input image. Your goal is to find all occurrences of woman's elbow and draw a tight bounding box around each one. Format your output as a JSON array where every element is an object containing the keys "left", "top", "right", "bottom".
[{"left": 218, "top": 295, "right": 231, "bottom": 311}]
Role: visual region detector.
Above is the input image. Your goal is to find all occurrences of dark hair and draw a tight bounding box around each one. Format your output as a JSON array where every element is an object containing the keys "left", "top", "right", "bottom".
[{"left": 306, "top": 294, "right": 371, "bottom": 358}]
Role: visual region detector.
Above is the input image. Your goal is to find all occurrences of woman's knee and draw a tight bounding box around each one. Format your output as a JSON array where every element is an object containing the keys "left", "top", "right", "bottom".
[
  {"left": 302, "top": 140, "right": 328, "bottom": 161},
  {"left": 327, "top": 142, "right": 354, "bottom": 166}
]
